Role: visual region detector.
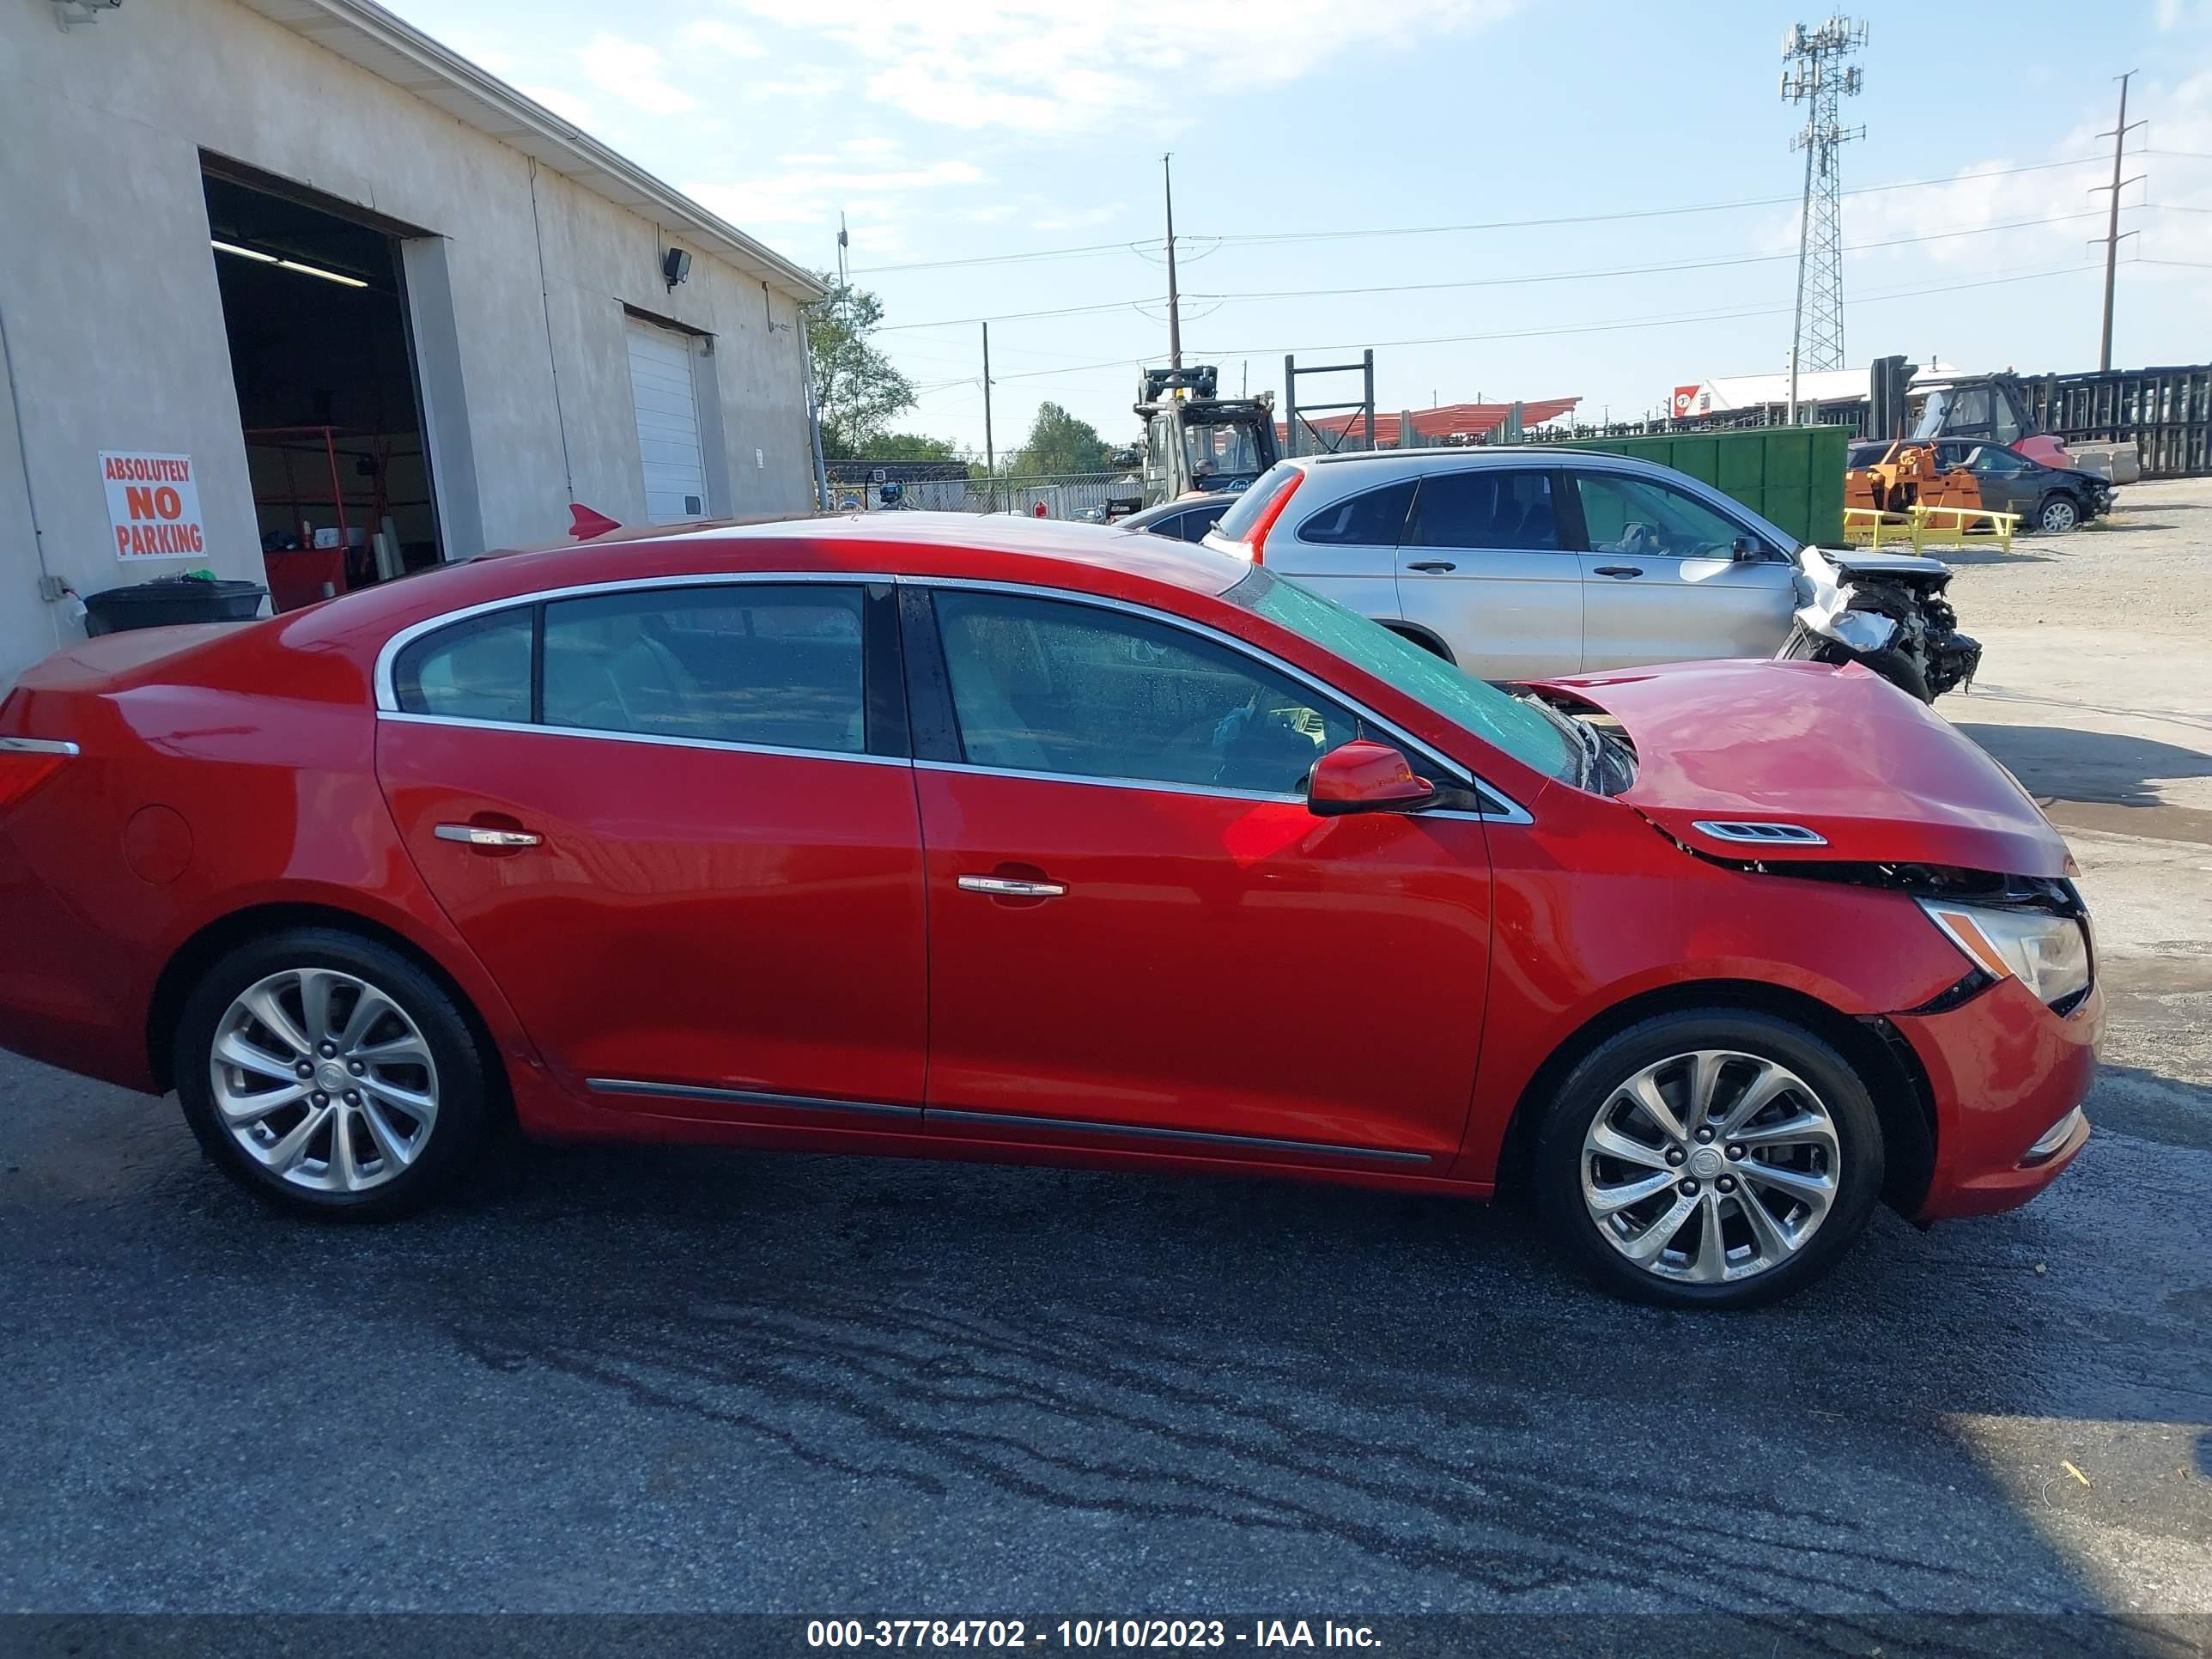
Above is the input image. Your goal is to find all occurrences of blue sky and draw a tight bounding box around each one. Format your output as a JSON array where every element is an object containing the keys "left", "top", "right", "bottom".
[{"left": 386, "top": 0, "right": 2212, "bottom": 455}]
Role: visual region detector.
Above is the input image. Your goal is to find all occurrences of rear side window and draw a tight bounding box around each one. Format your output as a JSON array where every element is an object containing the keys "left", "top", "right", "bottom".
[
  {"left": 1406, "top": 471, "right": 1560, "bottom": 550},
  {"left": 392, "top": 611, "right": 533, "bottom": 724},
  {"left": 1295, "top": 479, "right": 1415, "bottom": 545},
  {"left": 1211, "top": 463, "right": 1303, "bottom": 544},
  {"left": 542, "top": 585, "right": 865, "bottom": 753}
]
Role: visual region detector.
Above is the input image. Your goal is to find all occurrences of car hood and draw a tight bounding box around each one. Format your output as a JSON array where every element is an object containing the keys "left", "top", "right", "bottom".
[{"left": 1534, "top": 658, "right": 2073, "bottom": 878}]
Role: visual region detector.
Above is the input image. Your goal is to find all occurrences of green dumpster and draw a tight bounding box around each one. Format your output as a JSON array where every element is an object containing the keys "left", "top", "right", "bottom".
[{"left": 1539, "top": 425, "right": 1849, "bottom": 550}]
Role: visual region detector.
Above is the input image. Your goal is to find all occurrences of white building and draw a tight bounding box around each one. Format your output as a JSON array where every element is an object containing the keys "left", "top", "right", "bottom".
[
  {"left": 1669, "top": 362, "right": 1968, "bottom": 420},
  {"left": 1, "top": 0, "right": 823, "bottom": 688}
]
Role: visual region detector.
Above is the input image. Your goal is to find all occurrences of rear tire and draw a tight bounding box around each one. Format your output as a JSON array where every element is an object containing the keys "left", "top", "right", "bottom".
[
  {"left": 1533, "top": 1010, "right": 1885, "bottom": 1309},
  {"left": 175, "top": 927, "right": 495, "bottom": 1219}
]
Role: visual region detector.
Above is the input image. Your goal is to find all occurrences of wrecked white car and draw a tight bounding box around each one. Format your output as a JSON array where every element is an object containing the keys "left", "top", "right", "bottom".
[{"left": 1203, "top": 450, "right": 1982, "bottom": 703}]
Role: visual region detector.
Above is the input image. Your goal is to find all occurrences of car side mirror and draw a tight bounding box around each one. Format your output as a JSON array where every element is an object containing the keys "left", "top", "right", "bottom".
[
  {"left": 1730, "top": 535, "right": 1763, "bottom": 562},
  {"left": 1307, "top": 741, "right": 1436, "bottom": 817}
]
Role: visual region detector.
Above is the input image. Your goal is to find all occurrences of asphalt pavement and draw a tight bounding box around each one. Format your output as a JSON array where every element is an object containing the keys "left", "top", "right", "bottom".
[{"left": 3, "top": 489, "right": 2209, "bottom": 1657}]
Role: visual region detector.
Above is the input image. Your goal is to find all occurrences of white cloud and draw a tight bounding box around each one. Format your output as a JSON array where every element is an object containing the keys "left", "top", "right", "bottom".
[
  {"left": 1838, "top": 70, "right": 2212, "bottom": 277},
  {"left": 679, "top": 18, "right": 768, "bottom": 57},
  {"left": 731, "top": 0, "right": 1514, "bottom": 132},
  {"left": 2155, "top": 0, "right": 2212, "bottom": 27},
  {"left": 690, "top": 157, "right": 988, "bottom": 230},
  {"left": 576, "top": 34, "right": 696, "bottom": 113}
]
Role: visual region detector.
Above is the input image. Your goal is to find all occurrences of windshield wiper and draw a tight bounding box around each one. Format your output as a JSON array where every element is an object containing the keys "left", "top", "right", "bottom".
[{"left": 1518, "top": 693, "right": 1599, "bottom": 789}]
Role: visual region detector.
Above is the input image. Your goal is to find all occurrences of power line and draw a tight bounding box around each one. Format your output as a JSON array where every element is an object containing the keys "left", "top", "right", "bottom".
[
  {"left": 845, "top": 157, "right": 2114, "bottom": 281},
  {"left": 871, "top": 213, "right": 2114, "bottom": 333},
  {"left": 876, "top": 297, "right": 1166, "bottom": 333},
  {"left": 1182, "top": 263, "right": 2095, "bottom": 365},
  {"left": 904, "top": 264, "right": 2094, "bottom": 405},
  {"left": 1194, "top": 156, "right": 2106, "bottom": 247},
  {"left": 852, "top": 239, "right": 1163, "bottom": 276},
  {"left": 1182, "top": 210, "right": 2111, "bottom": 307}
]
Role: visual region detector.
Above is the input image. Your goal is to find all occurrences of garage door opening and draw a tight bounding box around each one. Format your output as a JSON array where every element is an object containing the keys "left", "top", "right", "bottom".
[{"left": 201, "top": 164, "right": 442, "bottom": 611}]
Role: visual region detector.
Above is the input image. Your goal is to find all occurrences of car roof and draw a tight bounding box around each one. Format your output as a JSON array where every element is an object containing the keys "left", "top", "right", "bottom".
[{"left": 281, "top": 511, "right": 1255, "bottom": 655}]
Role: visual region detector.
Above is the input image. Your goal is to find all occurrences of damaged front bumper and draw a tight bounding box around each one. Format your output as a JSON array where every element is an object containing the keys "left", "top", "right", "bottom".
[{"left": 1891, "top": 974, "right": 2100, "bottom": 1221}]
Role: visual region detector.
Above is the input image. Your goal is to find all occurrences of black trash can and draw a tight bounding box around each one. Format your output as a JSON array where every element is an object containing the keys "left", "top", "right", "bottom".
[{"left": 82, "top": 575, "right": 268, "bottom": 637}]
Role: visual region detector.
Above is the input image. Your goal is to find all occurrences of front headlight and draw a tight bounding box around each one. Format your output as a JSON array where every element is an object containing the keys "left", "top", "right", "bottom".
[{"left": 1918, "top": 899, "right": 2092, "bottom": 1011}]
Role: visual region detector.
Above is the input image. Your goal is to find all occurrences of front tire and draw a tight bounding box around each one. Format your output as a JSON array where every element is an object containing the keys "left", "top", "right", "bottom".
[
  {"left": 175, "top": 927, "right": 495, "bottom": 1219},
  {"left": 2036, "top": 493, "right": 2081, "bottom": 534},
  {"left": 1533, "top": 1010, "right": 1885, "bottom": 1309}
]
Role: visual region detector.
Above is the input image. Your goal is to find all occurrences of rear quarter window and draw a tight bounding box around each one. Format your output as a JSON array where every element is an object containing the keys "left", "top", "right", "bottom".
[
  {"left": 392, "top": 611, "right": 533, "bottom": 724},
  {"left": 1211, "top": 463, "right": 1303, "bottom": 544}
]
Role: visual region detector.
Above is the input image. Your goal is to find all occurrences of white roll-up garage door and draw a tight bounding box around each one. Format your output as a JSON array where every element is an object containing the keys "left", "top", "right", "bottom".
[{"left": 626, "top": 318, "right": 708, "bottom": 522}]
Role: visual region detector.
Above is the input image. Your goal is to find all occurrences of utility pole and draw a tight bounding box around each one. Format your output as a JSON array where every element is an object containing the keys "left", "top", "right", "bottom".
[
  {"left": 2092, "top": 70, "right": 2145, "bottom": 373},
  {"left": 1162, "top": 153, "right": 1182, "bottom": 372},
  {"left": 836, "top": 211, "right": 848, "bottom": 287},
  {"left": 981, "top": 320, "right": 997, "bottom": 514},
  {"left": 1781, "top": 16, "right": 1867, "bottom": 416}
]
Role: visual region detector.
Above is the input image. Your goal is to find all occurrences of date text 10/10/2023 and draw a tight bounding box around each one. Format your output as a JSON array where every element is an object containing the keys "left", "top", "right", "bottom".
[{"left": 806, "top": 1620, "right": 1382, "bottom": 1649}]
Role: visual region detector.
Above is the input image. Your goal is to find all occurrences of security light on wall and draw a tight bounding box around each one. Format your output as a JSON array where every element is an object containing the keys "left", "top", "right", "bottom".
[{"left": 662, "top": 248, "right": 692, "bottom": 291}]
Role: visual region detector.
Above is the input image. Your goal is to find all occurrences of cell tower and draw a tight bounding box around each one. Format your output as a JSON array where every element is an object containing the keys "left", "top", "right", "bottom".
[{"left": 1780, "top": 16, "right": 1866, "bottom": 396}]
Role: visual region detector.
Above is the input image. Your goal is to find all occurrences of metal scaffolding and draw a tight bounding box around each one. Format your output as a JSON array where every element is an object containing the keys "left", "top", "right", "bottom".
[{"left": 1781, "top": 16, "right": 1866, "bottom": 403}]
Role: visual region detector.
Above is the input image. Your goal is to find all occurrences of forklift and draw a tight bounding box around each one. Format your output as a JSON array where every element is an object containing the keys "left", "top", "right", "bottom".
[{"left": 1105, "top": 365, "right": 1279, "bottom": 518}]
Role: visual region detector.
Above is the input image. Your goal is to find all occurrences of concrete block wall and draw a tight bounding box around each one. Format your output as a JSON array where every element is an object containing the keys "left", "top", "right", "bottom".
[{"left": 0, "top": 0, "right": 816, "bottom": 690}]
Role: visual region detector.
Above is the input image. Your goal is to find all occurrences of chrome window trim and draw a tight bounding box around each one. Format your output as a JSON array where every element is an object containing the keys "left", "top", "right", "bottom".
[
  {"left": 928, "top": 1108, "right": 1432, "bottom": 1165},
  {"left": 587, "top": 1077, "right": 920, "bottom": 1120},
  {"left": 372, "top": 569, "right": 890, "bottom": 714},
  {"left": 0, "top": 737, "right": 80, "bottom": 757},
  {"left": 1689, "top": 819, "right": 1829, "bottom": 847},
  {"left": 914, "top": 757, "right": 1296, "bottom": 806},
  {"left": 375, "top": 708, "right": 908, "bottom": 769},
  {"left": 904, "top": 574, "right": 1532, "bottom": 823}
]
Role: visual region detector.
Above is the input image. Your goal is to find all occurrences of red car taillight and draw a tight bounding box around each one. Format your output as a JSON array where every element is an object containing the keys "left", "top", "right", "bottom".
[
  {"left": 1244, "top": 471, "right": 1304, "bottom": 565},
  {"left": 0, "top": 740, "right": 75, "bottom": 813}
]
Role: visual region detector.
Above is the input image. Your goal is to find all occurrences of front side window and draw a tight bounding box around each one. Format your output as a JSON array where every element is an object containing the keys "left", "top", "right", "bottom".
[
  {"left": 1406, "top": 470, "right": 1560, "bottom": 550},
  {"left": 1571, "top": 473, "right": 1749, "bottom": 560},
  {"left": 1296, "top": 479, "right": 1415, "bottom": 546},
  {"left": 392, "top": 611, "right": 533, "bottom": 724},
  {"left": 933, "top": 591, "right": 1358, "bottom": 796},
  {"left": 1971, "top": 446, "right": 2030, "bottom": 475},
  {"left": 1224, "top": 567, "right": 1578, "bottom": 787},
  {"left": 542, "top": 584, "right": 866, "bottom": 753}
]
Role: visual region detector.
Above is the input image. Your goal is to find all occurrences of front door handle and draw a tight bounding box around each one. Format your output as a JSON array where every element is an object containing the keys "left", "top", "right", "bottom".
[
  {"left": 1592, "top": 565, "right": 1644, "bottom": 580},
  {"left": 434, "top": 823, "right": 542, "bottom": 848},
  {"left": 958, "top": 875, "right": 1066, "bottom": 898},
  {"left": 1406, "top": 560, "right": 1457, "bottom": 574}
]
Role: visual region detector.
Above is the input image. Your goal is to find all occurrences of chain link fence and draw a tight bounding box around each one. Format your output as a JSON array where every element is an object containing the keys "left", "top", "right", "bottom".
[{"left": 834, "top": 472, "right": 1136, "bottom": 520}]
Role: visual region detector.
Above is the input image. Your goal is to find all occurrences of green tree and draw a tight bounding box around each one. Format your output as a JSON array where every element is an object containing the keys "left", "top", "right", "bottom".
[
  {"left": 855, "top": 431, "right": 963, "bottom": 462},
  {"left": 1012, "top": 401, "right": 1114, "bottom": 476},
  {"left": 804, "top": 276, "right": 916, "bottom": 458}
]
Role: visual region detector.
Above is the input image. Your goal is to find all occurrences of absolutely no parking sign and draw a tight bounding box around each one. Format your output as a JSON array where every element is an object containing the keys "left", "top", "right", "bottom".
[{"left": 101, "top": 450, "right": 207, "bottom": 561}]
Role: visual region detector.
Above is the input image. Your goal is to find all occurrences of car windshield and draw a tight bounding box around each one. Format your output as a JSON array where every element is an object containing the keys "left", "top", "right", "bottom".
[
  {"left": 1184, "top": 421, "right": 1264, "bottom": 479},
  {"left": 1223, "top": 566, "right": 1579, "bottom": 786}
]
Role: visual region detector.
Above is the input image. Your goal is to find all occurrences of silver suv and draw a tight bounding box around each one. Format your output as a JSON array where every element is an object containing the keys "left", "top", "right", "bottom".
[{"left": 1203, "top": 449, "right": 1806, "bottom": 679}]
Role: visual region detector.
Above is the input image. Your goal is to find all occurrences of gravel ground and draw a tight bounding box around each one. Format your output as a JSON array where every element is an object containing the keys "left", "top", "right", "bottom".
[{"left": 1, "top": 484, "right": 2207, "bottom": 1656}]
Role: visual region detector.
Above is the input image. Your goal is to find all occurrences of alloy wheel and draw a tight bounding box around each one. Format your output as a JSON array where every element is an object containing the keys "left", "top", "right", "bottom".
[
  {"left": 2039, "top": 497, "right": 2078, "bottom": 532},
  {"left": 209, "top": 968, "right": 441, "bottom": 1194},
  {"left": 1580, "top": 1049, "right": 1840, "bottom": 1285}
]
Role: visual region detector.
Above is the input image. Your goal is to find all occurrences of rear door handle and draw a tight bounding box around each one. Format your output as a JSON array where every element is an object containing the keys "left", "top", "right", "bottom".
[
  {"left": 1406, "top": 561, "right": 1457, "bottom": 574},
  {"left": 1592, "top": 565, "right": 1644, "bottom": 580},
  {"left": 434, "top": 823, "right": 542, "bottom": 848},
  {"left": 958, "top": 875, "right": 1066, "bottom": 898}
]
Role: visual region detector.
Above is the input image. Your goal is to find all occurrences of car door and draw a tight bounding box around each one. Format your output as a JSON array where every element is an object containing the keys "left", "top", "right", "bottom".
[
  {"left": 1963, "top": 445, "right": 2039, "bottom": 518},
  {"left": 374, "top": 578, "right": 929, "bottom": 1127},
  {"left": 906, "top": 583, "right": 1493, "bottom": 1168},
  {"left": 1391, "top": 465, "right": 1583, "bottom": 678},
  {"left": 1565, "top": 468, "right": 1797, "bottom": 670}
]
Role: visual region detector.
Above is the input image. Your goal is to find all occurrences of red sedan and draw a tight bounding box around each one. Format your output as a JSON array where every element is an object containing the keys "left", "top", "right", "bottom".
[{"left": 0, "top": 516, "right": 2096, "bottom": 1307}]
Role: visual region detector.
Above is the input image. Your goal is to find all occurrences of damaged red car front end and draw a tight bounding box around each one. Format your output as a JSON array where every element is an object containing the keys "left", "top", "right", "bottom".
[{"left": 1535, "top": 655, "right": 2099, "bottom": 1222}]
